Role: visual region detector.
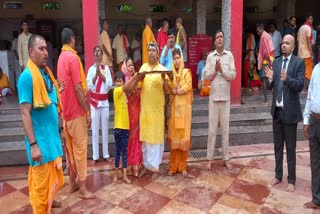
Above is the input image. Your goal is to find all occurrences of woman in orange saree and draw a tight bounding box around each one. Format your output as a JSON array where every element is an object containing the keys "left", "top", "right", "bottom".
[
  {"left": 164, "top": 48, "right": 193, "bottom": 176},
  {"left": 121, "top": 58, "right": 142, "bottom": 177}
]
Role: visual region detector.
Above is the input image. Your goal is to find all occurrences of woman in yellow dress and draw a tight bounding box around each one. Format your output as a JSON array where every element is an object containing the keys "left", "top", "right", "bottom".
[{"left": 164, "top": 48, "right": 193, "bottom": 176}]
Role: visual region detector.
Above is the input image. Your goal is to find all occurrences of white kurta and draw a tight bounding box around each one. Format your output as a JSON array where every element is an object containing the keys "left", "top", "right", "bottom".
[{"left": 86, "top": 64, "right": 113, "bottom": 160}]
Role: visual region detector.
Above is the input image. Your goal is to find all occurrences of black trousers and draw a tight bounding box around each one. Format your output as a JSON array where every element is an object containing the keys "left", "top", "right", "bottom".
[
  {"left": 272, "top": 108, "right": 297, "bottom": 184},
  {"left": 309, "top": 116, "right": 320, "bottom": 206}
]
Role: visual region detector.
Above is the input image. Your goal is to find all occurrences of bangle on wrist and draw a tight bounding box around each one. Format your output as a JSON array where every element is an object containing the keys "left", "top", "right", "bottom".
[{"left": 30, "top": 141, "right": 37, "bottom": 147}]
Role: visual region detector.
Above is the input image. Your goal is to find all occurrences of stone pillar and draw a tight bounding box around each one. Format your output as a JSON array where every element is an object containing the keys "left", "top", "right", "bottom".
[
  {"left": 197, "top": 0, "right": 206, "bottom": 34},
  {"left": 82, "top": 0, "right": 99, "bottom": 72},
  {"left": 221, "top": 0, "right": 243, "bottom": 105},
  {"left": 221, "top": 0, "right": 231, "bottom": 50}
]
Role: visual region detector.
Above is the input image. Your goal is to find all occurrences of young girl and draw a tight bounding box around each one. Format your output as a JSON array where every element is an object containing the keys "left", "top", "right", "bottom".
[{"left": 113, "top": 71, "right": 142, "bottom": 184}]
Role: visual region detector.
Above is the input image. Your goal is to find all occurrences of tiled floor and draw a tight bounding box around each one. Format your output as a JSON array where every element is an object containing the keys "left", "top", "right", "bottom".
[{"left": 1, "top": 141, "right": 320, "bottom": 214}]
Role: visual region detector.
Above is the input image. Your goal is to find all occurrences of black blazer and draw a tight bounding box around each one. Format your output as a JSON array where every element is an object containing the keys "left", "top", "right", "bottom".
[{"left": 270, "top": 55, "right": 305, "bottom": 124}]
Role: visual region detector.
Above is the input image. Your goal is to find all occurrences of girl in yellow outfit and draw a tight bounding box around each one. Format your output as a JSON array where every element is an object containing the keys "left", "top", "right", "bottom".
[{"left": 164, "top": 48, "right": 193, "bottom": 176}]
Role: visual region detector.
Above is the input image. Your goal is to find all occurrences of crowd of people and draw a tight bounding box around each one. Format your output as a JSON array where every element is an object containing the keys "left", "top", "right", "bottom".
[
  {"left": 243, "top": 15, "right": 320, "bottom": 103},
  {"left": 12, "top": 14, "right": 320, "bottom": 213}
]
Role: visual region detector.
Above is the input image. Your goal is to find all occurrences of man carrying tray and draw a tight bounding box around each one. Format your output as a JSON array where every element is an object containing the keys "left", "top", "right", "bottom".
[{"left": 138, "top": 42, "right": 172, "bottom": 178}]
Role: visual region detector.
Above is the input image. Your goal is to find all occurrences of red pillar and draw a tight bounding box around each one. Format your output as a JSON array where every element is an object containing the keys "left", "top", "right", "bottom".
[
  {"left": 82, "top": 0, "right": 99, "bottom": 73},
  {"left": 230, "top": 0, "right": 243, "bottom": 105}
]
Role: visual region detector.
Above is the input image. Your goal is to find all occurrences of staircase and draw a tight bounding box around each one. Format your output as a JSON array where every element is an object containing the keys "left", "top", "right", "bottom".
[{"left": 0, "top": 92, "right": 307, "bottom": 166}]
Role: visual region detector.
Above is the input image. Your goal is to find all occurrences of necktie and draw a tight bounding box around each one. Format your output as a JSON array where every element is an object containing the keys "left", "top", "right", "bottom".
[{"left": 276, "top": 58, "right": 288, "bottom": 103}]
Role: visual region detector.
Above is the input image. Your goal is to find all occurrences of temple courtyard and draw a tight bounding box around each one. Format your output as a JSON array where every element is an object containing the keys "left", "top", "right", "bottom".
[{"left": 0, "top": 141, "right": 319, "bottom": 214}]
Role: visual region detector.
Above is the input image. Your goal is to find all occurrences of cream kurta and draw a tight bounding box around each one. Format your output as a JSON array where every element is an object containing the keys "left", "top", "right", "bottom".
[
  {"left": 139, "top": 62, "right": 167, "bottom": 144},
  {"left": 100, "top": 31, "right": 113, "bottom": 66},
  {"left": 18, "top": 32, "right": 32, "bottom": 67}
]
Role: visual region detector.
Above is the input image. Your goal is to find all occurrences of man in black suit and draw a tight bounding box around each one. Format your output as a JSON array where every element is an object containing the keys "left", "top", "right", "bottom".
[{"left": 265, "top": 34, "right": 305, "bottom": 192}]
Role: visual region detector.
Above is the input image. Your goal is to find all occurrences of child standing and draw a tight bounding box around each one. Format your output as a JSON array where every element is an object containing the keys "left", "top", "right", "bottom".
[{"left": 113, "top": 71, "right": 143, "bottom": 184}]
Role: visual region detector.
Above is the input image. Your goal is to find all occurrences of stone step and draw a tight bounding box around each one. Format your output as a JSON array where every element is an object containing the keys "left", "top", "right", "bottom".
[
  {"left": 0, "top": 110, "right": 275, "bottom": 130},
  {"left": 0, "top": 98, "right": 306, "bottom": 124},
  {"left": 0, "top": 123, "right": 305, "bottom": 166}
]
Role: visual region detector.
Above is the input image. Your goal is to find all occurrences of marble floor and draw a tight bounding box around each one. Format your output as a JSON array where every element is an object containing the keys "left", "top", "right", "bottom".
[{"left": 1, "top": 141, "right": 319, "bottom": 214}]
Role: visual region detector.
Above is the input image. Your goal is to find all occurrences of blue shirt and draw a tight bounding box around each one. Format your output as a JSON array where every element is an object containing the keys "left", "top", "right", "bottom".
[
  {"left": 304, "top": 63, "right": 320, "bottom": 125},
  {"left": 197, "top": 60, "right": 206, "bottom": 80},
  {"left": 160, "top": 44, "right": 182, "bottom": 70},
  {"left": 18, "top": 67, "right": 63, "bottom": 166}
]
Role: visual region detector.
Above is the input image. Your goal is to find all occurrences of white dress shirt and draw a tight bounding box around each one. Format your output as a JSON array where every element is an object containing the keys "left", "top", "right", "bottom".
[
  {"left": 276, "top": 54, "right": 292, "bottom": 107},
  {"left": 304, "top": 63, "right": 320, "bottom": 125}
]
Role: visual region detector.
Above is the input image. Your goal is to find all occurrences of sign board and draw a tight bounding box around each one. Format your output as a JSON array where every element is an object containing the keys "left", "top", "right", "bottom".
[{"left": 188, "top": 34, "right": 213, "bottom": 88}]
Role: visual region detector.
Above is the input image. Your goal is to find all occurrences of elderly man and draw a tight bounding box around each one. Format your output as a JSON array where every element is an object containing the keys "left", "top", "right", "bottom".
[
  {"left": 57, "top": 28, "right": 95, "bottom": 199},
  {"left": 18, "top": 34, "right": 64, "bottom": 213},
  {"left": 204, "top": 29, "right": 236, "bottom": 170},
  {"left": 142, "top": 17, "right": 156, "bottom": 64},
  {"left": 139, "top": 42, "right": 168, "bottom": 177},
  {"left": 86, "top": 46, "right": 113, "bottom": 163},
  {"left": 303, "top": 62, "right": 320, "bottom": 210},
  {"left": 175, "top": 17, "right": 188, "bottom": 64},
  {"left": 265, "top": 34, "right": 305, "bottom": 192}
]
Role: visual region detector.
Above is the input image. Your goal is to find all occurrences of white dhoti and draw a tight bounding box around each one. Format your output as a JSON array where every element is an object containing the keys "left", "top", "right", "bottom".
[
  {"left": 91, "top": 106, "right": 109, "bottom": 160},
  {"left": 142, "top": 142, "right": 164, "bottom": 171}
]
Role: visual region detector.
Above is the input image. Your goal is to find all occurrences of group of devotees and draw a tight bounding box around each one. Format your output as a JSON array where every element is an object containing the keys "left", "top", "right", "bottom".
[{"left": 17, "top": 26, "right": 320, "bottom": 213}]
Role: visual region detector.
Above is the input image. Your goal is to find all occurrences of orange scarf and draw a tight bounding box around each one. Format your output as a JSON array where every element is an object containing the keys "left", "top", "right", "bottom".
[
  {"left": 61, "top": 44, "right": 88, "bottom": 92},
  {"left": 27, "top": 59, "right": 62, "bottom": 112}
]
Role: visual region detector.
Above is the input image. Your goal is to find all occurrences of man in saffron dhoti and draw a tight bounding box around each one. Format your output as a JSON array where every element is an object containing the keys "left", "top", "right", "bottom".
[{"left": 18, "top": 34, "right": 64, "bottom": 214}]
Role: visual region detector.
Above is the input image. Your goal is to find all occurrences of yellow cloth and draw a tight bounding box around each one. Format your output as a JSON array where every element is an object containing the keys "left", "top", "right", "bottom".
[
  {"left": 61, "top": 44, "right": 87, "bottom": 92},
  {"left": 176, "top": 26, "right": 183, "bottom": 45},
  {"left": 139, "top": 62, "right": 167, "bottom": 144},
  {"left": 167, "top": 66, "right": 193, "bottom": 151},
  {"left": 27, "top": 59, "right": 62, "bottom": 112},
  {"left": 262, "top": 56, "right": 274, "bottom": 65},
  {"left": 169, "top": 149, "right": 188, "bottom": 173},
  {"left": 142, "top": 25, "right": 156, "bottom": 64},
  {"left": 113, "top": 86, "right": 129, "bottom": 129},
  {"left": 29, "top": 157, "right": 64, "bottom": 214},
  {"left": 0, "top": 73, "right": 10, "bottom": 88},
  {"left": 64, "top": 116, "right": 88, "bottom": 182}
]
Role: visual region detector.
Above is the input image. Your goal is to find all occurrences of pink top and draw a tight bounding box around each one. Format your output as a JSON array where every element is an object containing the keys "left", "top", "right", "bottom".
[
  {"left": 258, "top": 31, "right": 275, "bottom": 70},
  {"left": 57, "top": 51, "right": 85, "bottom": 121}
]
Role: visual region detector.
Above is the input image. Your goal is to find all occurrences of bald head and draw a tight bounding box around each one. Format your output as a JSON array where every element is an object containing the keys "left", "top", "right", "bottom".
[
  {"left": 175, "top": 17, "right": 183, "bottom": 29},
  {"left": 146, "top": 17, "right": 152, "bottom": 27},
  {"left": 281, "top": 34, "right": 295, "bottom": 57}
]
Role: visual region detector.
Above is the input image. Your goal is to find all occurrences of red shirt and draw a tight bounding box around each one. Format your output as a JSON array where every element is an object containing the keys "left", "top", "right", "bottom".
[
  {"left": 57, "top": 51, "right": 85, "bottom": 121},
  {"left": 157, "top": 28, "right": 168, "bottom": 55}
]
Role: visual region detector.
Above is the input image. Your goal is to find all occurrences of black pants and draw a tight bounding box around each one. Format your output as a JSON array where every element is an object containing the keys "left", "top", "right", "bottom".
[
  {"left": 309, "top": 116, "right": 320, "bottom": 206},
  {"left": 273, "top": 108, "right": 297, "bottom": 184}
]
